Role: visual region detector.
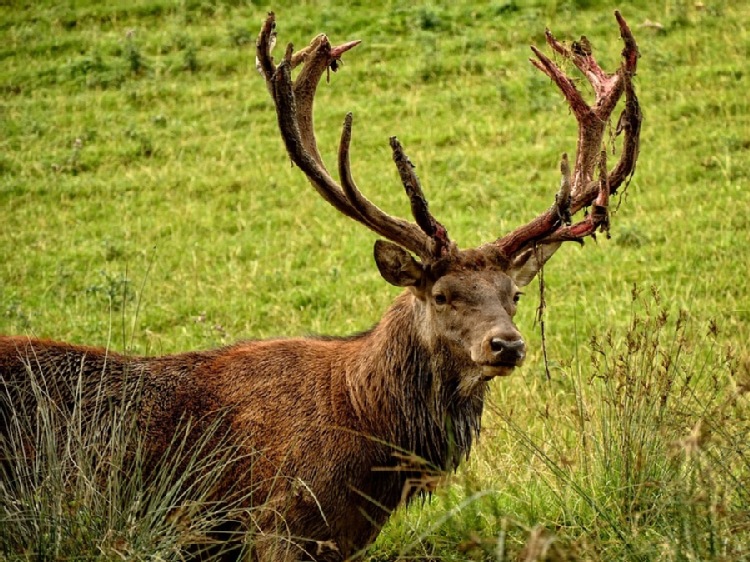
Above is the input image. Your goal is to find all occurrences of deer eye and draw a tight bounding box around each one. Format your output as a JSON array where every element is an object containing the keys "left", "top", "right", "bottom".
[
  {"left": 513, "top": 292, "right": 523, "bottom": 304},
  {"left": 434, "top": 293, "right": 448, "bottom": 306}
]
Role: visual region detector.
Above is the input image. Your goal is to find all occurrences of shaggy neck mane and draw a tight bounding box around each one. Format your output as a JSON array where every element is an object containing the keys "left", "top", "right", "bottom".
[{"left": 344, "top": 292, "right": 486, "bottom": 472}]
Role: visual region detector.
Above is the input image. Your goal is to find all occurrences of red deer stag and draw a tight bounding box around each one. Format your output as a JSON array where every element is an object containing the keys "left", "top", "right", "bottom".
[{"left": 0, "top": 11, "right": 640, "bottom": 562}]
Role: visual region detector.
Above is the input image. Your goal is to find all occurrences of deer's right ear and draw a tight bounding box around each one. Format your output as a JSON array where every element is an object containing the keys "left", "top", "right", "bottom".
[{"left": 373, "top": 240, "right": 424, "bottom": 287}]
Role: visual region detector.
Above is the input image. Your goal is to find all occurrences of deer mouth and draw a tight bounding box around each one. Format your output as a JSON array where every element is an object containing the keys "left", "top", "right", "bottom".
[{"left": 480, "top": 362, "right": 517, "bottom": 380}]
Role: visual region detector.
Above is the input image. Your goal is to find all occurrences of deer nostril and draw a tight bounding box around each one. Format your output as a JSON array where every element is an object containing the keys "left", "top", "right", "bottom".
[
  {"left": 510, "top": 338, "right": 524, "bottom": 351},
  {"left": 490, "top": 337, "right": 523, "bottom": 352},
  {"left": 489, "top": 337, "right": 525, "bottom": 357},
  {"left": 489, "top": 337, "right": 504, "bottom": 353}
]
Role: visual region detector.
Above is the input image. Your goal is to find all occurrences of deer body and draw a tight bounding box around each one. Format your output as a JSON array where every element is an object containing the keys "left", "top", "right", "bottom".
[
  {"left": 2, "top": 279, "right": 511, "bottom": 560},
  {"left": 1, "top": 12, "right": 641, "bottom": 562}
]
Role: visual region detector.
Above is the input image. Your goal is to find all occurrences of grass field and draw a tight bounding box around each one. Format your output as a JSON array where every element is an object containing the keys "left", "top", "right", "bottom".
[{"left": 1, "top": 0, "right": 749, "bottom": 559}]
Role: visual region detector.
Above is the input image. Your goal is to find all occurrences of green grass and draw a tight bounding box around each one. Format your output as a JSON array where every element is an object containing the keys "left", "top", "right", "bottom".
[
  {"left": 0, "top": 359, "right": 256, "bottom": 559},
  {"left": 1, "top": 0, "right": 749, "bottom": 559}
]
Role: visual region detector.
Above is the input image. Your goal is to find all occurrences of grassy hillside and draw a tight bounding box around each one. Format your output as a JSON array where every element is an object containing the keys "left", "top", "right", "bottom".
[{"left": 2, "top": 0, "right": 748, "bottom": 559}]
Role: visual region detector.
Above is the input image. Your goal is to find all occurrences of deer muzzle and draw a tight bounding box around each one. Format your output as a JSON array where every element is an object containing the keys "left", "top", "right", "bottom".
[
  {"left": 489, "top": 337, "right": 526, "bottom": 365},
  {"left": 472, "top": 332, "right": 526, "bottom": 380}
]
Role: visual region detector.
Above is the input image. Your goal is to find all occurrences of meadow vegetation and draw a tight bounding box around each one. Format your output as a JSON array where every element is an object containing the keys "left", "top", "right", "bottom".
[{"left": 1, "top": 0, "right": 748, "bottom": 559}]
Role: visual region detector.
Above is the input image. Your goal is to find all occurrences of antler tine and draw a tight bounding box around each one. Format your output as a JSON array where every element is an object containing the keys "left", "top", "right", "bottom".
[
  {"left": 267, "top": 44, "right": 361, "bottom": 223},
  {"left": 495, "top": 11, "right": 641, "bottom": 259},
  {"left": 255, "top": 12, "right": 277, "bottom": 82},
  {"left": 259, "top": 13, "right": 450, "bottom": 263},
  {"left": 609, "top": 68, "right": 641, "bottom": 190},
  {"left": 257, "top": 12, "right": 370, "bottom": 224},
  {"left": 537, "top": 149, "right": 611, "bottom": 245},
  {"left": 338, "top": 114, "right": 442, "bottom": 261},
  {"left": 388, "top": 138, "right": 453, "bottom": 258}
]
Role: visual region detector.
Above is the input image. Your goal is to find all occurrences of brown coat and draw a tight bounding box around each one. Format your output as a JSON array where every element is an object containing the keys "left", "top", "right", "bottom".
[{"left": 1, "top": 290, "right": 490, "bottom": 560}]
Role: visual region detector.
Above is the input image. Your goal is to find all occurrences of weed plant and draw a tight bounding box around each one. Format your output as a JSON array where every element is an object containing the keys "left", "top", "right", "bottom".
[{"left": 501, "top": 287, "right": 748, "bottom": 560}]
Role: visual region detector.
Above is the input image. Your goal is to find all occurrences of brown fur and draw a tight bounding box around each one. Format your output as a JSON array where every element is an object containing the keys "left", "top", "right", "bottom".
[{"left": 1, "top": 252, "right": 531, "bottom": 561}]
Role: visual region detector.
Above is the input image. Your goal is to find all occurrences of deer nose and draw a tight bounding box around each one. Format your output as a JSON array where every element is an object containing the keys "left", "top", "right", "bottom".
[{"left": 489, "top": 337, "right": 526, "bottom": 364}]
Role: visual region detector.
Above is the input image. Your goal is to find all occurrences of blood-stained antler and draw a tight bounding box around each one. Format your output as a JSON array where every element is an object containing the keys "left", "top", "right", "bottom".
[
  {"left": 256, "top": 13, "right": 454, "bottom": 262},
  {"left": 494, "top": 11, "right": 641, "bottom": 265},
  {"left": 257, "top": 11, "right": 641, "bottom": 279}
]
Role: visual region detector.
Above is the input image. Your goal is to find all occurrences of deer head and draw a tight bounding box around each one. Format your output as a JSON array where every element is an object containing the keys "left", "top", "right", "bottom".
[{"left": 256, "top": 12, "right": 640, "bottom": 390}]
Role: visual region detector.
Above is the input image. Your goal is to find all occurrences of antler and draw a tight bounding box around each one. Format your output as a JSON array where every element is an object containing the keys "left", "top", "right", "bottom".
[
  {"left": 256, "top": 13, "right": 454, "bottom": 262},
  {"left": 494, "top": 11, "right": 641, "bottom": 260}
]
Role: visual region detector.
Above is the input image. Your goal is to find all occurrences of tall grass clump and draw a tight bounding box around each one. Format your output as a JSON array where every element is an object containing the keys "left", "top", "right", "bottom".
[
  {"left": 0, "top": 358, "right": 257, "bottom": 560},
  {"left": 496, "top": 286, "right": 749, "bottom": 560}
]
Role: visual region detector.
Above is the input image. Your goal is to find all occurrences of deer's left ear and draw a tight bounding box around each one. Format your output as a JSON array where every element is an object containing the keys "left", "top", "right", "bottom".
[
  {"left": 374, "top": 240, "right": 425, "bottom": 287},
  {"left": 507, "top": 242, "right": 562, "bottom": 287}
]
